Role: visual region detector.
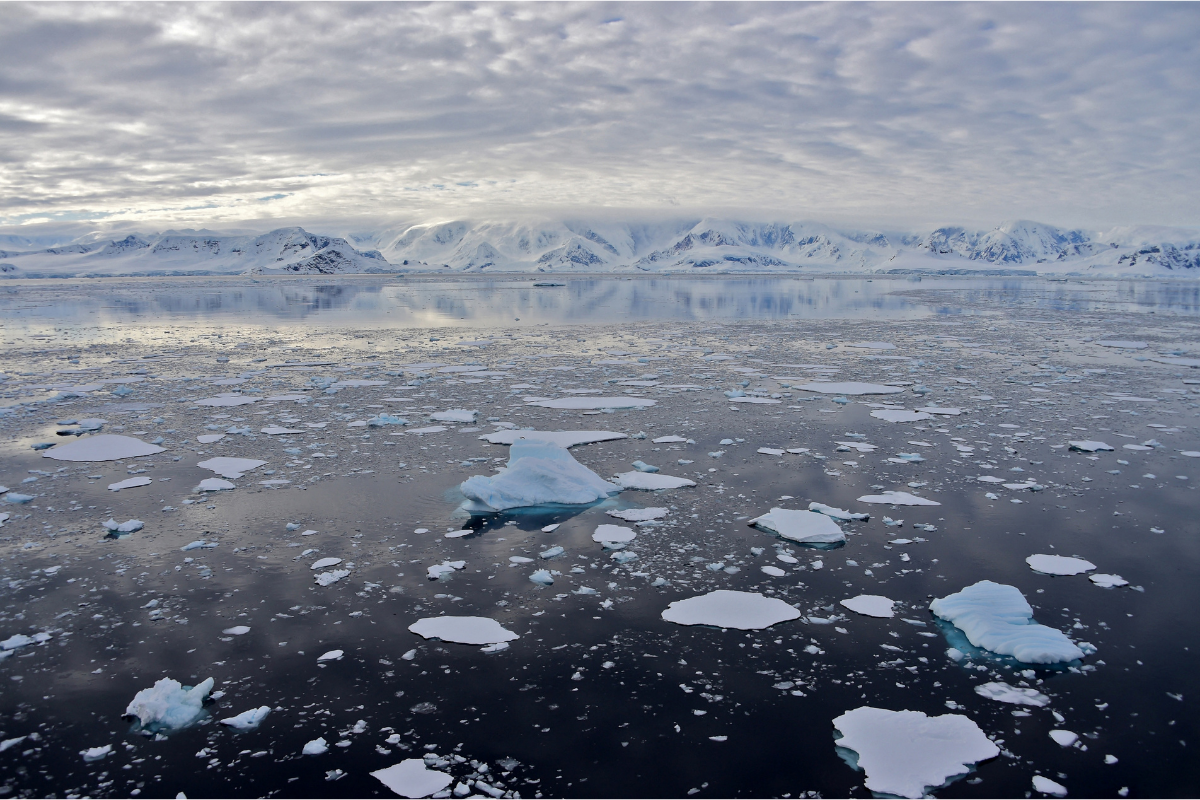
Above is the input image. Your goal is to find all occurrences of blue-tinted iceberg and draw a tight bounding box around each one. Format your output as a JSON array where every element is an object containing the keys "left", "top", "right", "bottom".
[
  {"left": 124, "top": 677, "right": 214, "bottom": 731},
  {"left": 459, "top": 440, "right": 620, "bottom": 512},
  {"left": 930, "top": 581, "right": 1086, "bottom": 664}
]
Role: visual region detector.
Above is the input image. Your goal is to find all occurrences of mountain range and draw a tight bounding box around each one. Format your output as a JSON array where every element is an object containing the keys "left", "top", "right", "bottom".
[{"left": 2, "top": 218, "right": 1197, "bottom": 278}]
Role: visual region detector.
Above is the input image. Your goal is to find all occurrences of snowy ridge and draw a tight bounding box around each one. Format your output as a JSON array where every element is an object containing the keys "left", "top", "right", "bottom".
[{"left": 3, "top": 217, "right": 1200, "bottom": 277}]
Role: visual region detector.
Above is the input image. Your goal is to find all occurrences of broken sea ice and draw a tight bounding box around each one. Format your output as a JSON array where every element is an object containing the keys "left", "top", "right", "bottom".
[
  {"left": 748, "top": 508, "right": 845, "bottom": 545},
  {"left": 407, "top": 616, "right": 519, "bottom": 646},
  {"left": 661, "top": 590, "right": 801, "bottom": 630},
  {"left": 124, "top": 677, "right": 215, "bottom": 731},
  {"left": 459, "top": 440, "right": 620, "bottom": 512},
  {"left": 931, "top": 580, "right": 1087, "bottom": 664}
]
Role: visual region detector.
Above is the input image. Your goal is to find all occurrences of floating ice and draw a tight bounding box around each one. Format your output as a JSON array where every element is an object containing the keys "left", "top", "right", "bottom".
[
  {"left": 795, "top": 382, "right": 904, "bottom": 395},
  {"left": 408, "top": 426, "right": 446, "bottom": 434},
  {"left": 832, "top": 706, "right": 999, "bottom": 800},
  {"left": 197, "top": 434, "right": 225, "bottom": 444},
  {"left": 195, "top": 394, "right": 260, "bottom": 407},
  {"left": 4, "top": 493, "right": 33, "bottom": 504},
  {"left": 42, "top": 434, "right": 164, "bottom": 462},
  {"left": 181, "top": 540, "right": 217, "bottom": 551},
  {"left": 846, "top": 341, "right": 896, "bottom": 350},
  {"left": 871, "top": 409, "right": 934, "bottom": 423},
  {"left": 222, "top": 626, "right": 250, "bottom": 635},
  {"left": 607, "top": 507, "right": 668, "bottom": 522},
  {"left": 220, "top": 706, "right": 270, "bottom": 730},
  {"left": 539, "top": 545, "right": 564, "bottom": 559},
  {"left": 808, "top": 502, "right": 869, "bottom": 521},
  {"left": 261, "top": 426, "right": 302, "bottom": 435},
  {"left": 426, "top": 561, "right": 464, "bottom": 580},
  {"left": 1090, "top": 573, "right": 1129, "bottom": 588},
  {"left": 614, "top": 472, "right": 696, "bottom": 490},
  {"left": 332, "top": 379, "right": 388, "bottom": 387},
  {"left": 1068, "top": 440, "right": 1113, "bottom": 452},
  {"left": 525, "top": 397, "right": 656, "bottom": 410},
  {"left": 728, "top": 396, "right": 781, "bottom": 404},
  {"left": 661, "top": 590, "right": 802, "bottom": 630},
  {"left": 197, "top": 457, "right": 267, "bottom": 479},
  {"left": 1095, "top": 340, "right": 1147, "bottom": 349},
  {"left": 931, "top": 581, "right": 1085, "bottom": 664},
  {"left": 1033, "top": 776, "right": 1068, "bottom": 796},
  {"left": 974, "top": 682, "right": 1051, "bottom": 706},
  {"left": 592, "top": 524, "right": 636, "bottom": 544},
  {"left": 749, "top": 508, "right": 845, "bottom": 544},
  {"left": 459, "top": 440, "right": 620, "bottom": 512},
  {"left": 317, "top": 650, "right": 344, "bottom": 662},
  {"left": 407, "top": 616, "right": 519, "bottom": 645},
  {"left": 1026, "top": 554, "right": 1096, "bottom": 576},
  {"left": 195, "top": 478, "right": 235, "bottom": 492},
  {"left": 370, "top": 759, "right": 454, "bottom": 799},
  {"left": 762, "top": 565, "right": 787, "bottom": 577},
  {"left": 653, "top": 435, "right": 688, "bottom": 443},
  {"left": 302, "top": 737, "right": 328, "bottom": 755},
  {"left": 315, "top": 569, "right": 350, "bottom": 586},
  {"left": 916, "top": 407, "right": 962, "bottom": 416},
  {"left": 124, "top": 677, "right": 215, "bottom": 730},
  {"left": 1049, "top": 730, "right": 1079, "bottom": 747},
  {"left": 81, "top": 745, "right": 113, "bottom": 761},
  {"left": 856, "top": 491, "right": 941, "bottom": 506},
  {"left": 2, "top": 632, "right": 50, "bottom": 650},
  {"left": 480, "top": 430, "right": 627, "bottom": 448},
  {"left": 108, "top": 476, "right": 152, "bottom": 492},
  {"left": 631, "top": 460, "right": 659, "bottom": 472},
  {"left": 310, "top": 557, "right": 343, "bottom": 571},
  {"left": 103, "top": 518, "right": 144, "bottom": 533},
  {"left": 367, "top": 414, "right": 408, "bottom": 427},
  {"left": 430, "top": 409, "right": 477, "bottom": 423},
  {"left": 840, "top": 595, "right": 896, "bottom": 618},
  {"left": 529, "top": 569, "right": 554, "bottom": 585}
]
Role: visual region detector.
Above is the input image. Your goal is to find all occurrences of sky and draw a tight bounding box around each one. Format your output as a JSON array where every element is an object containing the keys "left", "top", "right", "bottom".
[{"left": 1, "top": 1, "right": 1198, "bottom": 237}]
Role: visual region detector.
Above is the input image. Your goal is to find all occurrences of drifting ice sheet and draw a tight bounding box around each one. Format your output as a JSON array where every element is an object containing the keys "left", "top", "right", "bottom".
[
  {"left": 614, "top": 472, "right": 696, "bottom": 490},
  {"left": 480, "top": 430, "right": 627, "bottom": 448},
  {"left": 832, "top": 706, "right": 999, "bottom": 799},
  {"left": 795, "top": 382, "right": 904, "bottom": 395},
  {"left": 459, "top": 440, "right": 620, "bottom": 511},
  {"left": 840, "top": 595, "right": 896, "bottom": 618},
  {"left": 749, "top": 508, "right": 845, "bottom": 544},
  {"left": 525, "top": 397, "right": 656, "bottom": 410},
  {"left": 930, "top": 581, "right": 1086, "bottom": 664},
  {"left": 408, "top": 616, "right": 519, "bottom": 645},
  {"left": 370, "top": 759, "right": 454, "bottom": 798},
  {"left": 197, "top": 457, "right": 267, "bottom": 479},
  {"left": 661, "top": 590, "right": 802, "bottom": 630},
  {"left": 124, "top": 677, "right": 215, "bottom": 730},
  {"left": 975, "top": 682, "right": 1050, "bottom": 707},
  {"left": 108, "top": 477, "right": 152, "bottom": 492},
  {"left": 1026, "top": 554, "right": 1096, "bottom": 576},
  {"left": 43, "top": 434, "right": 165, "bottom": 462},
  {"left": 857, "top": 491, "right": 941, "bottom": 506}
]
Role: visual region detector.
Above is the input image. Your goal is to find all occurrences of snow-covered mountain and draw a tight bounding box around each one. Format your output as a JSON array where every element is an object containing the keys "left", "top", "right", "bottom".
[{"left": 2, "top": 218, "right": 1198, "bottom": 278}]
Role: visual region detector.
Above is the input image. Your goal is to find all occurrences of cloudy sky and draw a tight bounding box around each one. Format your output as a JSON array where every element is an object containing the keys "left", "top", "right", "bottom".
[{"left": 1, "top": 2, "right": 1197, "bottom": 235}]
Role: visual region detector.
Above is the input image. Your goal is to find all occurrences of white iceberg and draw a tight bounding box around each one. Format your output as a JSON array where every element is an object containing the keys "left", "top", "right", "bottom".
[
  {"left": 108, "top": 476, "right": 152, "bottom": 492},
  {"left": 302, "top": 737, "right": 328, "bottom": 755},
  {"left": 832, "top": 706, "right": 999, "bottom": 799},
  {"left": 197, "top": 457, "right": 267, "bottom": 479},
  {"left": 430, "top": 409, "right": 477, "bottom": 423},
  {"left": 840, "top": 595, "right": 896, "bottom": 618},
  {"left": 459, "top": 440, "right": 620, "bottom": 512},
  {"left": 930, "top": 581, "right": 1086, "bottom": 664},
  {"left": 408, "top": 616, "right": 519, "bottom": 645},
  {"left": 607, "top": 507, "right": 668, "bottom": 522},
  {"left": 871, "top": 409, "right": 934, "bottom": 423},
  {"left": 43, "top": 434, "right": 165, "bottom": 462},
  {"left": 525, "top": 397, "right": 656, "bottom": 410},
  {"left": 371, "top": 759, "right": 454, "bottom": 798},
  {"left": 592, "top": 524, "right": 636, "bottom": 544},
  {"left": 974, "top": 681, "right": 1050, "bottom": 706},
  {"left": 856, "top": 491, "right": 941, "bottom": 506},
  {"left": 81, "top": 744, "right": 113, "bottom": 761},
  {"left": 661, "top": 590, "right": 801, "bottom": 630},
  {"left": 124, "top": 677, "right": 214, "bottom": 730},
  {"left": 1026, "top": 554, "right": 1096, "bottom": 576},
  {"left": 749, "top": 508, "right": 845, "bottom": 544},
  {"left": 795, "top": 382, "right": 904, "bottom": 395},
  {"left": 480, "top": 429, "right": 628, "bottom": 448},
  {"left": 220, "top": 706, "right": 270, "bottom": 730},
  {"left": 613, "top": 472, "right": 696, "bottom": 490},
  {"left": 808, "top": 502, "right": 869, "bottom": 521},
  {"left": 529, "top": 569, "right": 554, "bottom": 585}
]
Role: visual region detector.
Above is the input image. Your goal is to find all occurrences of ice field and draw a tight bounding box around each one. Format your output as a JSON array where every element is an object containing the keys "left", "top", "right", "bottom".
[{"left": 0, "top": 275, "right": 1198, "bottom": 798}]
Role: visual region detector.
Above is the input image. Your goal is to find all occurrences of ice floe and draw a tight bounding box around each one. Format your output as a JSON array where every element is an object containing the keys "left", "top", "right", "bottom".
[
  {"left": 607, "top": 507, "right": 668, "bottom": 521},
  {"left": 871, "top": 409, "right": 934, "bottom": 423},
  {"left": 407, "top": 616, "right": 519, "bottom": 645},
  {"left": 974, "top": 681, "right": 1051, "bottom": 706},
  {"left": 124, "top": 677, "right": 215, "bottom": 730},
  {"left": 1090, "top": 573, "right": 1129, "bottom": 588},
  {"left": 317, "top": 649, "right": 344, "bottom": 662},
  {"left": 370, "top": 759, "right": 454, "bottom": 798},
  {"left": 661, "top": 590, "right": 801, "bottom": 630},
  {"left": 302, "top": 737, "right": 328, "bottom": 755},
  {"left": 525, "top": 397, "right": 656, "bottom": 410},
  {"left": 108, "top": 476, "right": 152, "bottom": 492},
  {"left": 431, "top": 409, "right": 477, "bottom": 423},
  {"left": 103, "top": 518, "right": 144, "bottom": 533},
  {"left": 480, "top": 430, "right": 628, "bottom": 448},
  {"left": 1049, "top": 730, "right": 1079, "bottom": 747},
  {"left": 1095, "top": 340, "right": 1147, "bottom": 349},
  {"left": 795, "top": 382, "right": 904, "bottom": 395},
  {"left": 1068, "top": 440, "right": 1114, "bottom": 452},
  {"left": 1033, "top": 775, "right": 1069, "bottom": 796},
  {"left": 195, "top": 478, "right": 235, "bottom": 492},
  {"left": 220, "top": 706, "right": 270, "bottom": 730},
  {"left": 42, "top": 434, "right": 165, "bottom": 462},
  {"left": 749, "top": 508, "right": 845, "bottom": 544},
  {"left": 613, "top": 472, "right": 696, "bottom": 490},
  {"left": 840, "top": 595, "right": 896, "bottom": 618},
  {"left": 1026, "top": 554, "right": 1096, "bottom": 576},
  {"left": 592, "top": 524, "right": 636, "bottom": 544},
  {"left": 808, "top": 502, "right": 868, "bottom": 521},
  {"left": 261, "top": 426, "right": 303, "bottom": 435},
  {"left": 832, "top": 706, "right": 998, "bottom": 799},
  {"left": 197, "top": 457, "right": 267, "bottom": 479},
  {"left": 856, "top": 491, "right": 941, "bottom": 506},
  {"left": 310, "top": 557, "right": 343, "bottom": 570},
  {"left": 459, "top": 440, "right": 620, "bottom": 512},
  {"left": 315, "top": 569, "right": 350, "bottom": 586},
  {"left": 931, "top": 581, "right": 1086, "bottom": 664}
]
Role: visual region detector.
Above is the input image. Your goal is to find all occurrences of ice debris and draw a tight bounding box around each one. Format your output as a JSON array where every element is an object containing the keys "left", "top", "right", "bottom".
[
  {"left": 220, "top": 706, "right": 270, "bottom": 730},
  {"left": 974, "top": 682, "right": 1051, "bottom": 706},
  {"left": 103, "top": 518, "right": 144, "bottom": 533},
  {"left": 302, "top": 737, "right": 328, "bottom": 755},
  {"left": 661, "top": 590, "right": 802, "bottom": 630},
  {"left": 796, "top": 382, "right": 904, "bottom": 395},
  {"left": 931, "top": 581, "right": 1086, "bottom": 664},
  {"left": 124, "top": 677, "right": 215, "bottom": 731},
  {"left": 1068, "top": 440, "right": 1114, "bottom": 452}
]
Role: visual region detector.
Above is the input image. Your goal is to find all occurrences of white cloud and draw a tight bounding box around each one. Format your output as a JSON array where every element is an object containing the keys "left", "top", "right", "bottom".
[{"left": 0, "top": 2, "right": 1196, "bottom": 232}]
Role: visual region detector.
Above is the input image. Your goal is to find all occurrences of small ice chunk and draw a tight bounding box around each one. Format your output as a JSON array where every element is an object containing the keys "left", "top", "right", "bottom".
[
  {"left": 631, "top": 460, "right": 659, "bottom": 473},
  {"left": 653, "top": 435, "right": 687, "bottom": 443},
  {"left": 761, "top": 565, "right": 787, "bottom": 577},
  {"left": 509, "top": 556, "right": 534, "bottom": 564},
  {"left": 302, "top": 737, "right": 329, "bottom": 755},
  {"left": 315, "top": 569, "right": 350, "bottom": 586},
  {"left": 1032, "top": 775, "right": 1068, "bottom": 797},
  {"left": 103, "top": 518, "right": 144, "bottom": 533},
  {"left": 220, "top": 706, "right": 270, "bottom": 730},
  {"left": 808, "top": 502, "right": 869, "bottom": 521},
  {"left": 221, "top": 626, "right": 251, "bottom": 636},
  {"left": 840, "top": 595, "right": 896, "bottom": 618},
  {"left": 311, "top": 557, "right": 343, "bottom": 571},
  {"left": 195, "top": 478, "right": 235, "bottom": 492},
  {"left": 871, "top": 409, "right": 934, "bottom": 423},
  {"left": 81, "top": 744, "right": 113, "bottom": 761},
  {"left": 1049, "top": 730, "right": 1079, "bottom": 747},
  {"left": 407, "top": 616, "right": 519, "bottom": 645},
  {"left": 529, "top": 569, "right": 554, "bottom": 585},
  {"left": 856, "top": 491, "right": 941, "bottom": 506},
  {"left": 370, "top": 758, "right": 454, "bottom": 798},
  {"left": 317, "top": 650, "right": 344, "bottom": 662},
  {"left": 661, "top": 590, "right": 802, "bottom": 630},
  {"left": 431, "top": 409, "right": 477, "bottom": 423},
  {"left": 261, "top": 426, "right": 303, "bottom": 435},
  {"left": 1026, "top": 554, "right": 1096, "bottom": 576},
  {"left": 108, "top": 476, "right": 152, "bottom": 492},
  {"left": 832, "top": 706, "right": 999, "bottom": 799},
  {"left": 124, "top": 677, "right": 215, "bottom": 730},
  {"left": 426, "top": 561, "right": 465, "bottom": 580},
  {"left": 1090, "top": 573, "right": 1129, "bottom": 588},
  {"left": 757, "top": 447, "right": 786, "bottom": 455},
  {"left": 749, "top": 508, "right": 845, "bottom": 544},
  {"left": 42, "top": 434, "right": 165, "bottom": 462},
  {"left": 613, "top": 472, "right": 696, "bottom": 490},
  {"left": 974, "top": 681, "right": 1051, "bottom": 706},
  {"left": 181, "top": 540, "right": 216, "bottom": 551},
  {"left": 443, "top": 529, "right": 471, "bottom": 539},
  {"left": 592, "top": 524, "right": 636, "bottom": 544},
  {"left": 931, "top": 581, "right": 1085, "bottom": 664},
  {"left": 539, "top": 545, "right": 565, "bottom": 559},
  {"left": 607, "top": 507, "right": 668, "bottom": 522},
  {"left": 1068, "top": 440, "right": 1114, "bottom": 452}
]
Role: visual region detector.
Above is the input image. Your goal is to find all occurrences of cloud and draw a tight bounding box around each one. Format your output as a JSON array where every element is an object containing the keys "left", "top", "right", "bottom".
[{"left": 0, "top": 1, "right": 1197, "bottom": 232}]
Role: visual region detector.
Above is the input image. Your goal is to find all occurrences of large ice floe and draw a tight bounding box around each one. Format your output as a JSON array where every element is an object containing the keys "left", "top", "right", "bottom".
[
  {"left": 42, "top": 434, "right": 165, "bottom": 462},
  {"left": 930, "top": 581, "right": 1087, "bottom": 664},
  {"left": 856, "top": 491, "right": 941, "bottom": 506},
  {"left": 197, "top": 457, "right": 268, "bottom": 479},
  {"left": 870, "top": 409, "right": 934, "bottom": 423},
  {"left": 124, "top": 677, "right": 215, "bottom": 731},
  {"left": 479, "top": 429, "right": 627, "bottom": 448},
  {"left": 1026, "top": 554, "right": 1096, "bottom": 576},
  {"left": 795, "top": 382, "right": 905, "bottom": 395},
  {"left": 748, "top": 508, "right": 845, "bottom": 544},
  {"left": 371, "top": 758, "right": 454, "bottom": 798},
  {"left": 832, "top": 706, "right": 999, "bottom": 799},
  {"left": 840, "top": 595, "right": 896, "bottom": 618},
  {"left": 613, "top": 472, "right": 696, "bottom": 490},
  {"left": 592, "top": 524, "right": 637, "bottom": 545},
  {"left": 661, "top": 590, "right": 802, "bottom": 630},
  {"left": 974, "top": 681, "right": 1051, "bottom": 706},
  {"left": 459, "top": 440, "right": 620, "bottom": 512},
  {"left": 408, "top": 616, "right": 519, "bottom": 645}
]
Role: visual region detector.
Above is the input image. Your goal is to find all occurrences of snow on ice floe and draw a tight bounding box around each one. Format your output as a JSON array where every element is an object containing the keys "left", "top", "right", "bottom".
[
  {"left": 931, "top": 581, "right": 1087, "bottom": 664},
  {"left": 592, "top": 524, "right": 636, "bottom": 544},
  {"left": 1090, "top": 573, "right": 1129, "bottom": 588},
  {"left": 310, "top": 557, "right": 343, "bottom": 570},
  {"left": 261, "top": 426, "right": 303, "bottom": 435},
  {"left": 42, "top": 434, "right": 165, "bottom": 462},
  {"left": 197, "top": 457, "right": 267, "bottom": 479},
  {"left": 525, "top": 397, "right": 656, "bottom": 410},
  {"left": 1026, "top": 554, "right": 1096, "bottom": 576},
  {"left": 480, "top": 430, "right": 627, "bottom": 448},
  {"left": 1033, "top": 776, "right": 1069, "bottom": 796},
  {"left": 1068, "top": 440, "right": 1114, "bottom": 452},
  {"left": 371, "top": 759, "right": 454, "bottom": 799},
  {"left": 220, "top": 706, "right": 270, "bottom": 730},
  {"left": 808, "top": 502, "right": 868, "bottom": 521},
  {"left": 974, "top": 681, "right": 1051, "bottom": 706},
  {"left": 871, "top": 409, "right": 933, "bottom": 423},
  {"left": 430, "top": 409, "right": 477, "bottom": 423},
  {"left": 652, "top": 435, "right": 688, "bottom": 443},
  {"left": 108, "top": 476, "right": 152, "bottom": 492},
  {"left": 840, "top": 595, "right": 896, "bottom": 618},
  {"left": 661, "top": 590, "right": 802, "bottom": 630},
  {"left": 750, "top": 508, "right": 845, "bottom": 544},
  {"left": 194, "top": 395, "right": 260, "bottom": 407},
  {"left": 832, "top": 706, "right": 999, "bottom": 800},
  {"left": 124, "top": 677, "right": 215, "bottom": 730},
  {"left": 459, "top": 440, "right": 620, "bottom": 512},
  {"left": 795, "top": 382, "right": 904, "bottom": 395},
  {"left": 408, "top": 616, "right": 519, "bottom": 646},
  {"left": 196, "top": 434, "right": 225, "bottom": 444},
  {"left": 856, "top": 491, "right": 940, "bottom": 506},
  {"left": 607, "top": 507, "right": 668, "bottom": 522},
  {"left": 195, "top": 478, "right": 235, "bottom": 492},
  {"left": 315, "top": 569, "right": 350, "bottom": 586},
  {"left": 613, "top": 472, "right": 696, "bottom": 490}
]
